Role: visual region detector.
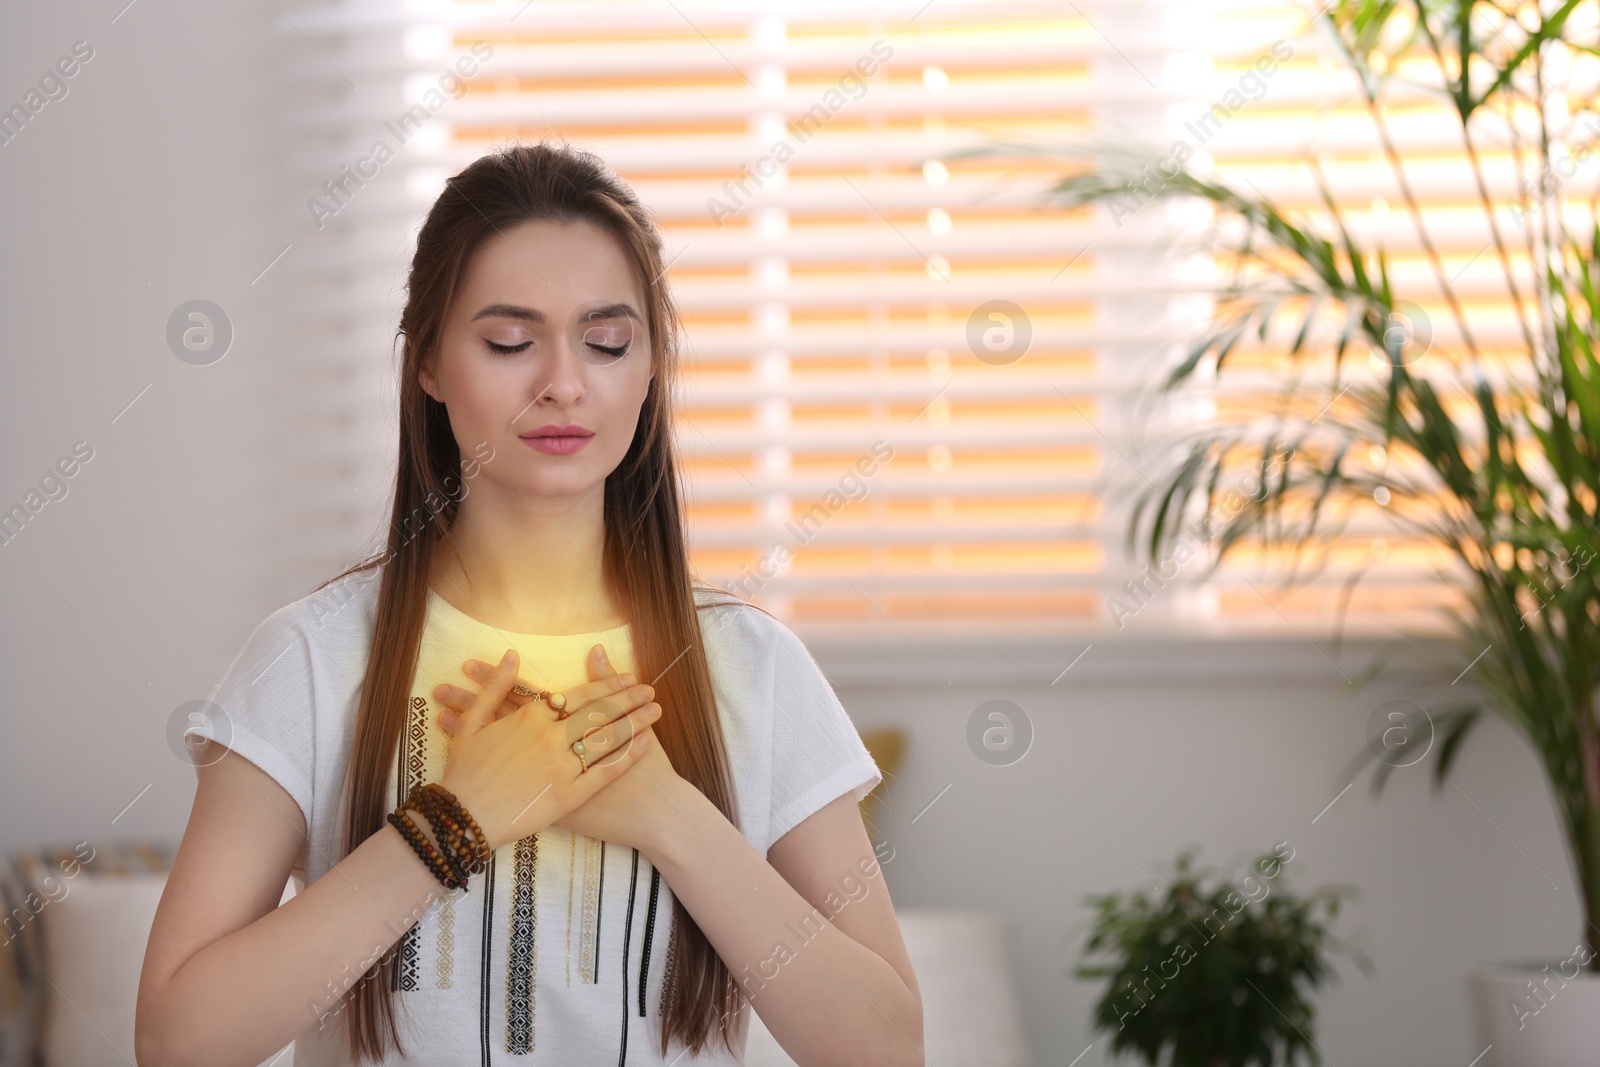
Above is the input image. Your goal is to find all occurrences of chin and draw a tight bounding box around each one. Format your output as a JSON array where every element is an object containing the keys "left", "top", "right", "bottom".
[{"left": 518, "top": 470, "right": 606, "bottom": 496}]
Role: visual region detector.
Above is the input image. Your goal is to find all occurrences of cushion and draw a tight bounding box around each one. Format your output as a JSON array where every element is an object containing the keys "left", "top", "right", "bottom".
[
  {"left": 743, "top": 907, "right": 1034, "bottom": 1067},
  {"left": 1, "top": 842, "right": 293, "bottom": 1067}
]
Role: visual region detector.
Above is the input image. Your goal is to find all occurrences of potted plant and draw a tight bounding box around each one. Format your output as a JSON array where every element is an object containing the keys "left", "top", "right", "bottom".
[
  {"left": 1075, "top": 845, "right": 1366, "bottom": 1067},
  {"left": 952, "top": 2, "right": 1600, "bottom": 1061}
]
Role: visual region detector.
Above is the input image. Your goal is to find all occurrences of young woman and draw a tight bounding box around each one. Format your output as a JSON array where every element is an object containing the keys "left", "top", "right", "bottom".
[{"left": 136, "top": 142, "right": 922, "bottom": 1067}]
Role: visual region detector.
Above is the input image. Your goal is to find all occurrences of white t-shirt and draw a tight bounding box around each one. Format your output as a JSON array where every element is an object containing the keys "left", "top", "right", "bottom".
[{"left": 182, "top": 565, "right": 882, "bottom": 1066}]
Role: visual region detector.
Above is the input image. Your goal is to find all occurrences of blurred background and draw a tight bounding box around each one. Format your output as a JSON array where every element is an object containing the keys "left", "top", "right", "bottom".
[{"left": 0, "top": 1, "right": 1590, "bottom": 1065}]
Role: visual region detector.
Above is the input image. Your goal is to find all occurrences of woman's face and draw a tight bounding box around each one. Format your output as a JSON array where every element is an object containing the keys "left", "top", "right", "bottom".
[{"left": 420, "top": 217, "right": 655, "bottom": 500}]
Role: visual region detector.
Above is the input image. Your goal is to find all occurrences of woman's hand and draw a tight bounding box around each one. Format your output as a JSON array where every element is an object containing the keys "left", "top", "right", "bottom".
[
  {"left": 433, "top": 647, "right": 662, "bottom": 853},
  {"left": 434, "top": 644, "right": 687, "bottom": 854}
]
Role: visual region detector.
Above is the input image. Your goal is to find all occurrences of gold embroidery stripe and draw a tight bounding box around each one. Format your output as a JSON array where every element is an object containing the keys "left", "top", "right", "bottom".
[
  {"left": 577, "top": 834, "right": 601, "bottom": 984},
  {"left": 436, "top": 893, "right": 455, "bottom": 989}
]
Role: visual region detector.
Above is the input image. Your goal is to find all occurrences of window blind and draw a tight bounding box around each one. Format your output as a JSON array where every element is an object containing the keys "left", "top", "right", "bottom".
[{"left": 277, "top": 0, "right": 1460, "bottom": 640}]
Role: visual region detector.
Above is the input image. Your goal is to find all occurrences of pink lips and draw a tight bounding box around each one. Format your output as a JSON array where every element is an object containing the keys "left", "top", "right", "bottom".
[
  {"left": 520, "top": 425, "right": 593, "bottom": 455},
  {"left": 524, "top": 424, "right": 591, "bottom": 437}
]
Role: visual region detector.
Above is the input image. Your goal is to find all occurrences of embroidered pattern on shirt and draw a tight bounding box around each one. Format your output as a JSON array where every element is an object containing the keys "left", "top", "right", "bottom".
[
  {"left": 505, "top": 831, "right": 539, "bottom": 1052},
  {"left": 436, "top": 718, "right": 457, "bottom": 989},
  {"left": 394, "top": 695, "right": 429, "bottom": 992},
  {"left": 436, "top": 893, "right": 456, "bottom": 989},
  {"left": 578, "top": 834, "right": 603, "bottom": 984}
]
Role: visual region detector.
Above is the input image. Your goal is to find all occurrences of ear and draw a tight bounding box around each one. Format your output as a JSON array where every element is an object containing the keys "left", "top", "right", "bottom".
[{"left": 419, "top": 349, "right": 442, "bottom": 403}]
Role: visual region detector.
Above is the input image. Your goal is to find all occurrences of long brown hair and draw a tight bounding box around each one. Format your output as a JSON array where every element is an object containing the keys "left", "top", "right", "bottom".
[{"left": 308, "top": 140, "right": 756, "bottom": 1061}]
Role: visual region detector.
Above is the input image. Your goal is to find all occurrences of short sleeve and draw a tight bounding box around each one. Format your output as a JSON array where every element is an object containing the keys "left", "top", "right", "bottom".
[
  {"left": 183, "top": 607, "right": 317, "bottom": 836},
  {"left": 764, "top": 619, "right": 882, "bottom": 850}
]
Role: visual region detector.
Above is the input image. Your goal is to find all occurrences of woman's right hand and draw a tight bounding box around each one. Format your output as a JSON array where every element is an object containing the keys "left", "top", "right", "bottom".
[{"left": 437, "top": 648, "right": 662, "bottom": 852}]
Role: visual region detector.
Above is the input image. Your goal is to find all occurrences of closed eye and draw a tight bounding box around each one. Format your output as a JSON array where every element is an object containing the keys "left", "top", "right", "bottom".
[
  {"left": 482, "top": 339, "right": 629, "bottom": 357},
  {"left": 583, "top": 320, "right": 633, "bottom": 359}
]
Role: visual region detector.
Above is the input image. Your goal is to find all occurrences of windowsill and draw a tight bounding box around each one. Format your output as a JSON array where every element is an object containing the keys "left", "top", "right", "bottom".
[{"left": 801, "top": 626, "right": 1464, "bottom": 687}]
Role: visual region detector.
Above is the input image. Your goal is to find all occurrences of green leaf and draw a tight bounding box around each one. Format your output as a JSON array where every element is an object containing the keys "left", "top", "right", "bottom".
[{"left": 1431, "top": 705, "right": 1485, "bottom": 791}]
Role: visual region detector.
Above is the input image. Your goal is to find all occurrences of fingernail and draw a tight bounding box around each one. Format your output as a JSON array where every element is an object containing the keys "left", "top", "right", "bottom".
[
  {"left": 437, "top": 685, "right": 454, "bottom": 700},
  {"left": 502, "top": 649, "right": 516, "bottom": 666},
  {"left": 440, "top": 711, "right": 458, "bottom": 730},
  {"left": 465, "top": 662, "right": 480, "bottom": 678}
]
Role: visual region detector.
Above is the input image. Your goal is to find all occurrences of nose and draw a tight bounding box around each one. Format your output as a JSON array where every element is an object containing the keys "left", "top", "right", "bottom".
[{"left": 531, "top": 330, "right": 585, "bottom": 408}]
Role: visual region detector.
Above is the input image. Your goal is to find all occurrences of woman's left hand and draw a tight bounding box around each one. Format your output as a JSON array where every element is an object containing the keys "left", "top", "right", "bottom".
[{"left": 433, "top": 643, "right": 686, "bottom": 854}]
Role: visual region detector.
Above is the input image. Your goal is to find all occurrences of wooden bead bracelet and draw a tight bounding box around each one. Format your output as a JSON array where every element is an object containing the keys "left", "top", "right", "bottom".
[
  {"left": 411, "top": 783, "right": 491, "bottom": 880},
  {"left": 387, "top": 782, "right": 492, "bottom": 892},
  {"left": 387, "top": 807, "right": 463, "bottom": 890}
]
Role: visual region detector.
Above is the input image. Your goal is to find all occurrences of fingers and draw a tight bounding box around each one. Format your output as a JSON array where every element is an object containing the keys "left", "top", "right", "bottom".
[
  {"left": 439, "top": 663, "right": 652, "bottom": 738},
  {"left": 459, "top": 662, "right": 544, "bottom": 706},
  {"left": 528, "top": 680, "right": 656, "bottom": 755},
  {"left": 586, "top": 642, "right": 618, "bottom": 684},
  {"left": 433, "top": 683, "right": 516, "bottom": 734},
  {"left": 462, "top": 657, "right": 637, "bottom": 709},
  {"left": 573, "top": 702, "right": 662, "bottom": 774},
  {"left": 458, "top": 649, "right": 520, "bottom": 736},
  {"left": 571, "top": 680, "right": 656, "bottom": 736}
]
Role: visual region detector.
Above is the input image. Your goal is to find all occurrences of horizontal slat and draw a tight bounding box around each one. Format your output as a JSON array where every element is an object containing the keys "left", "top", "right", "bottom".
[
  {"left": 280, "top": 180, "right": 1549, "bottom": 263},
  {"left": 283, "top": 155, "right": 1583, "bottom": 233},
  {"left": 675, "top": 569, "right": 1464, "bottom": 590},
  {"left": 283, "top": 38, "right": 1156, "bottom": 84},
  {"left": 684, "top": 525, "right": 1455, "bottom": 552},
  {"left": 284, "top": 0, "right": 1159, "bottom": 35}
]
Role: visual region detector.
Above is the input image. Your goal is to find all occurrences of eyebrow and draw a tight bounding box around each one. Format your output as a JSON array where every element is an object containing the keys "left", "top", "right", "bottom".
[{"left": 470, "top": 302, "right": 643, "bottom": 324}]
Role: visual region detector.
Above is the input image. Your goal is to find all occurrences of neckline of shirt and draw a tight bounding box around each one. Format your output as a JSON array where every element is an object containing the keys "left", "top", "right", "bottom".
[{"left": 425, "top": 586, "right": 632, "bottom": 640}]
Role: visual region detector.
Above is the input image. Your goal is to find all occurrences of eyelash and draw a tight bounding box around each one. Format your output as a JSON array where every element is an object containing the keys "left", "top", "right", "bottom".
[{"left": 483, "top": 339, "right": 629, "bottom": 358}]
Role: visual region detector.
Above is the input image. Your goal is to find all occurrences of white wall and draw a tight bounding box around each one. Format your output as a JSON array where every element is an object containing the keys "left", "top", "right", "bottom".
[
  {"left": 818, "top": 635, "right": 1579, "bottom": 1066},
  {"left": 0, "top": 5, "right": 1580, "bottom": 1066},
  {"left": 1, "top": 0, "right": 298, "bottom": 862}
]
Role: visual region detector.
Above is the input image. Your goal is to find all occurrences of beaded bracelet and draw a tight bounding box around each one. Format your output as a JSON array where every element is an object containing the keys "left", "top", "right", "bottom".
[
  {"left": 395, "top": 801, "right": 466, "bottom": 889},
  {"left": 403, "top": 795, "right": 477, "bottom": 887},
  {"left": 414, "top": 783, "right": 491, "bottom": 877},
  {"left": 428, "top": 784, "right": 488, "bottom": 853},
  {"left": 404, "top": 784, "right": 491, "bottom": 885},
  {"left": 387, "top": 783, "right": 492, "bottom": 892},
  {"left": 387, "top": 808, "right": 465, "bottom": 891}
]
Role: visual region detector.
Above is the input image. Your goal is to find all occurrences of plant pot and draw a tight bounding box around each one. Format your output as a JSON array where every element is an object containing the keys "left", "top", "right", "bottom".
[{"left": 1465, "top": 960, "right": 1600, "bottom": 1066}]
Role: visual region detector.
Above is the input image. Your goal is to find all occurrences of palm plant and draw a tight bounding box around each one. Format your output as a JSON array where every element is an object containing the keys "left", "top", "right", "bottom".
[{"left": 959, "top": 1, "right": 1600, "bottom": 968}]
